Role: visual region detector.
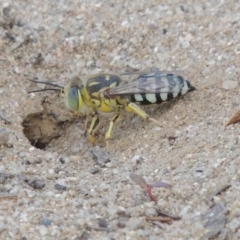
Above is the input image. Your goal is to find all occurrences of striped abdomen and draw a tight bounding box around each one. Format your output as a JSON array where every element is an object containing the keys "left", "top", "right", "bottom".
[{"left": 130, "top": 73, "right": 195, "bottom": 105}]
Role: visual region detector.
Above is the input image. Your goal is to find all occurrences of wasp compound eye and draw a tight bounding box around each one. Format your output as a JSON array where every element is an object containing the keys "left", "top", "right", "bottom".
[{"left": 65, "top": 86, "right": 81, "bottom": 111}]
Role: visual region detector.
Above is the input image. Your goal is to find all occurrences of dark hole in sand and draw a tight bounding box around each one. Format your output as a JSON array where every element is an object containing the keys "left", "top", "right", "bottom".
[{"left": 22, "top": 112, "right": 68, "bottom": 150}]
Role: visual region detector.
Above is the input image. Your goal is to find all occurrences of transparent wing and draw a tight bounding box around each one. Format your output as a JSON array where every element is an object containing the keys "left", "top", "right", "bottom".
[
  {"left": 107, "top": 72, "right": 186, "bottom": 97},
  {"left": 119, "top": 69, "right": 183, "bottom": 76}
]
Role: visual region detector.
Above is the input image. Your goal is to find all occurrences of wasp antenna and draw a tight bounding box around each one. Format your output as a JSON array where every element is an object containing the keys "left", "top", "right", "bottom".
[
  {"left": 27, "top": 78, "right": 63, "bottom": 88},
  {"left": 28, "top": 88, "right": 62, "bottom": 94}
]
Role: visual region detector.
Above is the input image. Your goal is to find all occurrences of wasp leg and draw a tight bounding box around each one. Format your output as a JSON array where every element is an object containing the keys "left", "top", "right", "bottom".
[
  {"left": 125, "top": 102, "right": 161, "bottom": 126},
  {"left": 105, "top": 112, "right": 121, "bottom": 150},
  {"left": 87, "top": 114, "right": 100, "bottom": 144}
]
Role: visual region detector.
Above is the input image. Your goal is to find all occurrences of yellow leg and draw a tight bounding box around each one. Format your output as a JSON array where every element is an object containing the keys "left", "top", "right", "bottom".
[
  {"left": 87, "top": 114, "right": 100, "bottom": 144},
  {"left": 126, "top": 102, "right": 161, "bottom": 126},
  {"left": 105, "top": 112, "right": 120, "bottom": 150}
]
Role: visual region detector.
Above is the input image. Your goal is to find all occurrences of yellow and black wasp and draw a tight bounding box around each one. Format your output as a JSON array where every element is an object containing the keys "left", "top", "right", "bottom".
[{"left": 28, "top": 71, "right": 195, "bottom": 148}]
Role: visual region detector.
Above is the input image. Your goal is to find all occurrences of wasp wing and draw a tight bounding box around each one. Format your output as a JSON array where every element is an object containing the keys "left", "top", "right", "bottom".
[
  {"left": 119, "top": 69, "right": 183, "bottom": 76},
  {"left": 107, "top": 72, "right": 194, "bottom": 98}
]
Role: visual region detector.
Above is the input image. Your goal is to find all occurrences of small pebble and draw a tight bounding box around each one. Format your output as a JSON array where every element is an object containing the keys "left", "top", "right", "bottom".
[
  {"left": 178, "top": 36, "right": 190, "bottom": 48},
  {"left": 91, "top": 146, "right": 110, "bottom": 167},
  {"left": 90, "top": 167, "right": 100, "bottom": 174},
  {"left": 40, "top": 219, "right": 52, "bottom": 226},
  {"left": 0, "top": 173, "right": 6, "bottom": 184},
  {"left": 68, "top": 190, "right": 76, "bottom": 197},
  {"left": 0, "top": 111, "right": 11, "bottom": 124},
  {"left": 14, "top": 66, "right": 21, "bottom": 74},
  {"left": 77, "top": 218, "right": 86, "bottom": 226},
  {"left": 117, "top": 221, "right": 126, "bottom": 228},
  {"left": 181, "top": 40, "right": 190, "bottom": 48},
  {"left": 50, "top": 227, "right": 61, "bottom": 237},
  {"left": 98, "top": 219, "right": 108, "bottom": 228},
  {"left": 48, "top": 169, "right": 54, "bottom": 174},
  {"left": 222, "top": 80, "right": 238, "bottom": 90},
  {"left": 26, "top": 179, "right": 45, "bottom": 189},
  {"left": 131, "top": 155, "right": 142, "bottom": 164},
  {"left": 0, "top": 128, "right": 12, "bottom": 146},
  {"left": 71, "top": 144, "right": 83, "bottom": 153},
  {"left": 117, "top": 210, "right": 131, "bottom": 218},
  {"left": 76, "top": 59, "right": 86, "bottom": 68},
  {"left": 19, "top": 152, "right": 26, "bottom": 158},
  {"left": 146, "top": 208, "right": 158, "bottom": 216},
  {"left": 228, "top": 218, "right": 240, "bottom": 231},
  {"left": 3, "top": 5, "right": 12, "bottom": 18},
  {"left": 127, "top": 217, "right": 143, "bottom": 230},
  {"left": 54, "top": 183, "right": 67, "bottom": 191},
  {"left": 107, "top": 208, "right": 117, "bottom": 216},
  {"left": 59, "top": 157, "right": 65, "bottom": 164},
  {"left": 44, "top": 152, "right": 55, "bottom": 161},
  {"left": 39, "top": 225, "right": 48, "bottom": 236},
  {"left": 19, "top": 222, "right": 31, "bottom": 234}
]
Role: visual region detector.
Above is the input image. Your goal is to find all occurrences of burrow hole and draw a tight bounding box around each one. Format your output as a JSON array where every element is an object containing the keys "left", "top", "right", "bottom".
[{"left": 22, "top": 112, "right": 68, "bottom": 150}]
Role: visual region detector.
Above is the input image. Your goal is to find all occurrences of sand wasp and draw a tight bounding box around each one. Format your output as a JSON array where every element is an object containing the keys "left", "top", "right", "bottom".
[{"left": 28, "top": 71, "right": 195, "bottom": 148}]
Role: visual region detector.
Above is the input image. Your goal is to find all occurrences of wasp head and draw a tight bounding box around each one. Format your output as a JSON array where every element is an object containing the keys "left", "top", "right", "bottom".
[{"left": 64, "top": 76, "right": 85, "bottom": 112}]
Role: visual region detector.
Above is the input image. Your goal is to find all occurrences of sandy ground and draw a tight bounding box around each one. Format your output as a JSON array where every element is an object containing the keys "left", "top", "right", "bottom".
[{"left": 0, "top": 0, "right": 240, "bottom": 239}]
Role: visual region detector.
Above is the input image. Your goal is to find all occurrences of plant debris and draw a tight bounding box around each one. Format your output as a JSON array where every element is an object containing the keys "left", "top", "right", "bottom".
[
  {"left": 208, "top": 184, "right": 231, "bottom": 202},
  {"left": 0, "top": 192, "right": 17, "bottom": 200},
  {"left": 146, "top": 216, "right": 174, "bottom": 225},
  {"left": 225, "top": 109, "right": 240, "bottom": 127},
  {"left": 146, "top": 209, "right": 181, "bottom": 227},
  {"left": 129, "top": 173, "right": 171, "bottom": 202}
]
